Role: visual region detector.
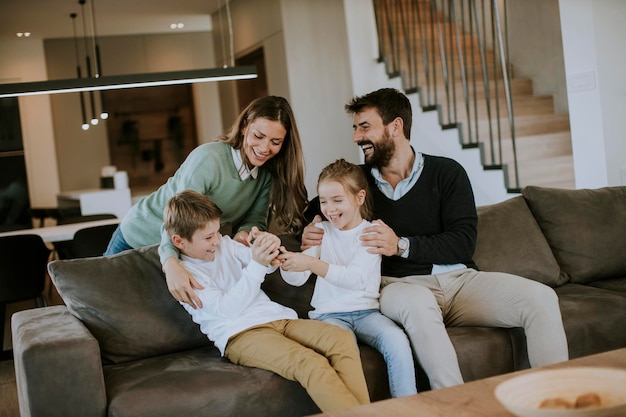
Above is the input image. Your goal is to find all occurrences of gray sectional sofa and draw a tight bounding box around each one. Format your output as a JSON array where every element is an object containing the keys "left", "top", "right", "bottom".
[{"left": 11, "top": 185, "right": 626, "bottom": 417}]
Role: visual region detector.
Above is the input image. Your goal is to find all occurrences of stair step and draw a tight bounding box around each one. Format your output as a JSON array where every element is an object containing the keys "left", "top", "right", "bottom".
[
  {"left": 391, "top": 50, "right": 499, "bottom": 69},
  {"left": 461, "top": 113, "right": 571, "bottom": 141},
  {"left": 380, "top": 32, "right": 481, "bottom": 48},
  {"left": 480, "top": 131, "right": 573, "bottom": 166},
  {"left": 447, "top": 95, "right": 556, "bottom": 121},
  {"left": 511, "top": 155, "right": 575, "bottom": 189},
  {"left": 429, "top": 78, "right": 534, "bottom": 101}
]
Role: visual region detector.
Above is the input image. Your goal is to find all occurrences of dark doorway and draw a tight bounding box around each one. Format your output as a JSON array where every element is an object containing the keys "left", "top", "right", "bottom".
[
  {"left": 236, "top": 47, "right": 268, "bottom": 112},
  {"left": 0, "top": 98, "right": 31, "bottom": 230}
]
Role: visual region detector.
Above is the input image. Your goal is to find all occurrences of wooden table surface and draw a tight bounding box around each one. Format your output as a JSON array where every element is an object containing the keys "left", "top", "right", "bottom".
[{"left": 309, "top": 348, "right": 626, "bottom": 417}]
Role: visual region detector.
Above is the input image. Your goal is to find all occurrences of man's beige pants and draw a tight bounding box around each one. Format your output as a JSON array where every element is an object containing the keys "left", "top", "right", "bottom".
[{"left": 381, "top": 268, "right": 569, "bottom": 390}]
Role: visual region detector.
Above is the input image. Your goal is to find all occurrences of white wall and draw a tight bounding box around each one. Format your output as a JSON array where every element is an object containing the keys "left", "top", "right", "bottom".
[
  {"left": 193, "top": 82, "right": 222, "bottom": 144},
  {"left": 212, "top": 0, "right": 287, "bottom": 127},
  {"left": 508, "top": 0, "right": 569, "bottom": 114},
  {"left": 280, "top": 0, "right": 358, "bottom": 195},
  {"left": 0, "top": 39, "right": 60, "bottom": 207},
  {"left": 559, "top": 0, "right": 626, "bottom": 188},
  {"left": 592, "top": 1, "right": 626, "bottom": 186}
]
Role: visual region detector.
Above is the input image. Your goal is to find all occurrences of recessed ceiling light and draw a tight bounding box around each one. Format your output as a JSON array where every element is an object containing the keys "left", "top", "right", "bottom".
[
  {"left": 170, "top": 23, "right": 184, "bottom": 30},
  {"left": 16, "top": 32, "right": 31, "bottom": 37}
]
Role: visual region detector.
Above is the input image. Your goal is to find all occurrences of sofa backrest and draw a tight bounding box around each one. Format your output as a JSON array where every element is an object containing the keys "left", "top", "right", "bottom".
[
  {"left": 47, "top": 234, "right": 317, "bottom": 364},
  {"left": 48, "top": 245, "right": 212, "bottom": 364},
  {"left": 522, "top": 185, "right": 626, "bottom": 284},
  {"left": 473, "top": 195, "right": 565, "bottom": 287}
]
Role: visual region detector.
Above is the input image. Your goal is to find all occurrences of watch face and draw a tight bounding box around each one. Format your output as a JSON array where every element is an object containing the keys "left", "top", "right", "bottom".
[{"left": 398, "top": 238, "right": 408, "bottom": 254}]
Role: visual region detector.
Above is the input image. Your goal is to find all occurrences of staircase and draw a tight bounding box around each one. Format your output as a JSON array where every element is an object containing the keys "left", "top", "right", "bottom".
[{"left": 371, "top": 0, "right": 574, "bottom": 192}]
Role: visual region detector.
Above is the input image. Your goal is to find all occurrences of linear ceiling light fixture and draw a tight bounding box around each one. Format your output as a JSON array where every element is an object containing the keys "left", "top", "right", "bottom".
[
  {"left": 0, "top": 67, "right": 257, "bottom": 98},
  {"left": 0, "top": 0, "right": 257, "bottom": 99}
]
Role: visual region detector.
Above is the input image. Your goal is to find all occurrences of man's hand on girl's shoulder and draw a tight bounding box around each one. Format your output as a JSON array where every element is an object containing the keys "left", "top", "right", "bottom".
[
  {"left": 361, "top": 219, "right": 400, "bottom": 257},
  {"left": 300, "top": 215, "right": 324, "bottom": 250}
]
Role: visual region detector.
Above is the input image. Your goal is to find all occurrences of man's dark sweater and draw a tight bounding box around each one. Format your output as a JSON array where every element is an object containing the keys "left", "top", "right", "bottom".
[{"left": 305, "top": 154, "right": 478, "bottom": 277}]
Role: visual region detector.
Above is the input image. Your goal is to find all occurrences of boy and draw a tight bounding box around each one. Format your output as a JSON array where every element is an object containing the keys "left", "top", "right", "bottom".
[{"left": 163, "top": 190, "right": 370, "bottom": 412}]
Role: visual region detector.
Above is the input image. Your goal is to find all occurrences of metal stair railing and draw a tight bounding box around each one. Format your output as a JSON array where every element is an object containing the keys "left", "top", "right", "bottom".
[{"left": 372, "top": 0, "right": 520, "bottom": 192}]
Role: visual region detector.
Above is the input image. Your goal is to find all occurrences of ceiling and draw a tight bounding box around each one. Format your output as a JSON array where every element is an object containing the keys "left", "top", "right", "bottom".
[{"left": 0, "top": 0, "right": 224, "bottom": 42}]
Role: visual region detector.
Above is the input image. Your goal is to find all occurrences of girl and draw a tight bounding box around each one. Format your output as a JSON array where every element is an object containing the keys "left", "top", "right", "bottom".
[
  {"left": 278, "top": 158, "right": 417, "bottom": 397},
  {"left": 105, "top": 96, "right": 308, "bottom": 309}
]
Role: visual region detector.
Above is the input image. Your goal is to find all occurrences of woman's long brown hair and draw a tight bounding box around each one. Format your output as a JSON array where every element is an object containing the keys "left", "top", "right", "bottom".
[{"left": 217, "top": 96, "right": 308, "bottom": 233}]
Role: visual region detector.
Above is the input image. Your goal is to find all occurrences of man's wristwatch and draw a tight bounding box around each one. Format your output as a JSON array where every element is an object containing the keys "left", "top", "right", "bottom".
[{"left": 397, "top": 237, "right": 409, "bottom": 256}]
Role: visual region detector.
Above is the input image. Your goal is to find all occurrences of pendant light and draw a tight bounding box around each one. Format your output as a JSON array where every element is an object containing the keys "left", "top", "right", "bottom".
[
  {"left": 71, "top": 13, "right": 90, "bottom": 131},
  {"left": 79, "top": 0, "right": 98, "bottom": 126},
  {"left": 89, "top": 0, "right": 108, "bottom": 120}
]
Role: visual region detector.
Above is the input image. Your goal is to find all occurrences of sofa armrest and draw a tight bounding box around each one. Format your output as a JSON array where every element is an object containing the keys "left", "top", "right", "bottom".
[{"left": 11, "top": 305, "right": 107, "bottom": 417}]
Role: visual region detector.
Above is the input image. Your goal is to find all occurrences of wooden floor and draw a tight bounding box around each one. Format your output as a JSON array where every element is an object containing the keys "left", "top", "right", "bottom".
[{"left": 0, "top": 358, "right": 18, "bottom": 417}]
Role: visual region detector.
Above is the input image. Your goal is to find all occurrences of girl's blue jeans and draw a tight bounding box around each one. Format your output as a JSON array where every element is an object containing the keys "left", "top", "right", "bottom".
[{"left": 314, "top": 309, "right": 417, "bottom": 397}]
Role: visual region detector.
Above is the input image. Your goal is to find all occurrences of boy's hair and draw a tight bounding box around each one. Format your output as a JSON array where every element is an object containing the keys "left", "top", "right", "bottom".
[
  {"left": 164, "top": 190, "right": 223, "bottom": 240},
  {"left": 318, "top": 159, "right": 372, "bottom": 220},
  {"left": 344, "top": 88, "right": 412, "bottom": 140}
]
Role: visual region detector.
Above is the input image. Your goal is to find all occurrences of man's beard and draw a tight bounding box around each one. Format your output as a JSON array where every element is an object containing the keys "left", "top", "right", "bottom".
[{"left": 360, "top": 131, "right": 395, "bottom": 169}]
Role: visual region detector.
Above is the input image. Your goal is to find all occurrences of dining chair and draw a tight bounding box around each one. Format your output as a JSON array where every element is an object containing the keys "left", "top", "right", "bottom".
[
  {"left": 54, "top": 213, "right": 118, "bottom": 259},
  {"left": 0, "top": 234, "right": 51, "bottom": 359},
  {"left": 56, "top": 213, "right": 117, "bottom": 225},
  {"left": 55, "top": 223, "right": 118, "bottom": 259}
]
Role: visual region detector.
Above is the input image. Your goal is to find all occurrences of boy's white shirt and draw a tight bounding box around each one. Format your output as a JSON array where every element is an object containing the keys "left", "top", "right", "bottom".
[
  {"left": 280, "top": 220, "right": 382, "bottom": 318},
  {"left": 180, "top": 236, "right": 296, "bottom": 355}
]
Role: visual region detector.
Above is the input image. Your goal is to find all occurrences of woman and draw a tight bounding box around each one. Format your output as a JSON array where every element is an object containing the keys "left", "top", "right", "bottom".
[{"left": 105, "top": 95, "right": 308, "bottom": 309}]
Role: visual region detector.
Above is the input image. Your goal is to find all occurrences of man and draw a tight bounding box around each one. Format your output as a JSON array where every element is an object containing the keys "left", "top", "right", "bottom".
[{"left": 302, "top": 88, "right": 569, "bottom": 390}]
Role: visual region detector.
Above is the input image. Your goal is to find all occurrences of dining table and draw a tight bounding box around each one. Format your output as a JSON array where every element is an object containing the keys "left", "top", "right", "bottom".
[
  {"left": 0, "top": 217, "right": 121, "bottom": 306},
  {"left": 0, "top": 218, "right": 120, "bottom": 243}
]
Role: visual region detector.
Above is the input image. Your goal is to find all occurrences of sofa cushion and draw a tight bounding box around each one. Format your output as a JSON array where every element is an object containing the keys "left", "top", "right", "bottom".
[
  {"left": 586, "top": 276, "right": 626, "bottom": 296},
  {"left": 522, "top": 186, "right": 626, "bottom": 284},
  {"left": 103, "top": 347, "right": 319, "bottom": 417},
  {"left": 48, "top": 245, "right": 212, "bottom": 364},
  {"left": 102, "top": 343, "right": 389, "bottom": 417},
  {"left": 474, "top": 196, "right": 564, "bottom": 287},
  {"left": 555, "top": 283, "right": 626, "bottom": 359}
]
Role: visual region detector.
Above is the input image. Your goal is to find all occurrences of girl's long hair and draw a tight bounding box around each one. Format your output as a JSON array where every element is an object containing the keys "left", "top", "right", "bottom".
[{"left": 217, "top": 96, "right": 308, "bottom": 233}]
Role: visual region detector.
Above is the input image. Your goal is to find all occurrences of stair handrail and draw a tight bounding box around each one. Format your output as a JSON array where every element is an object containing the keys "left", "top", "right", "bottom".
[{"left": 372, "top": 0, "right": 521, "bottom": 191}]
